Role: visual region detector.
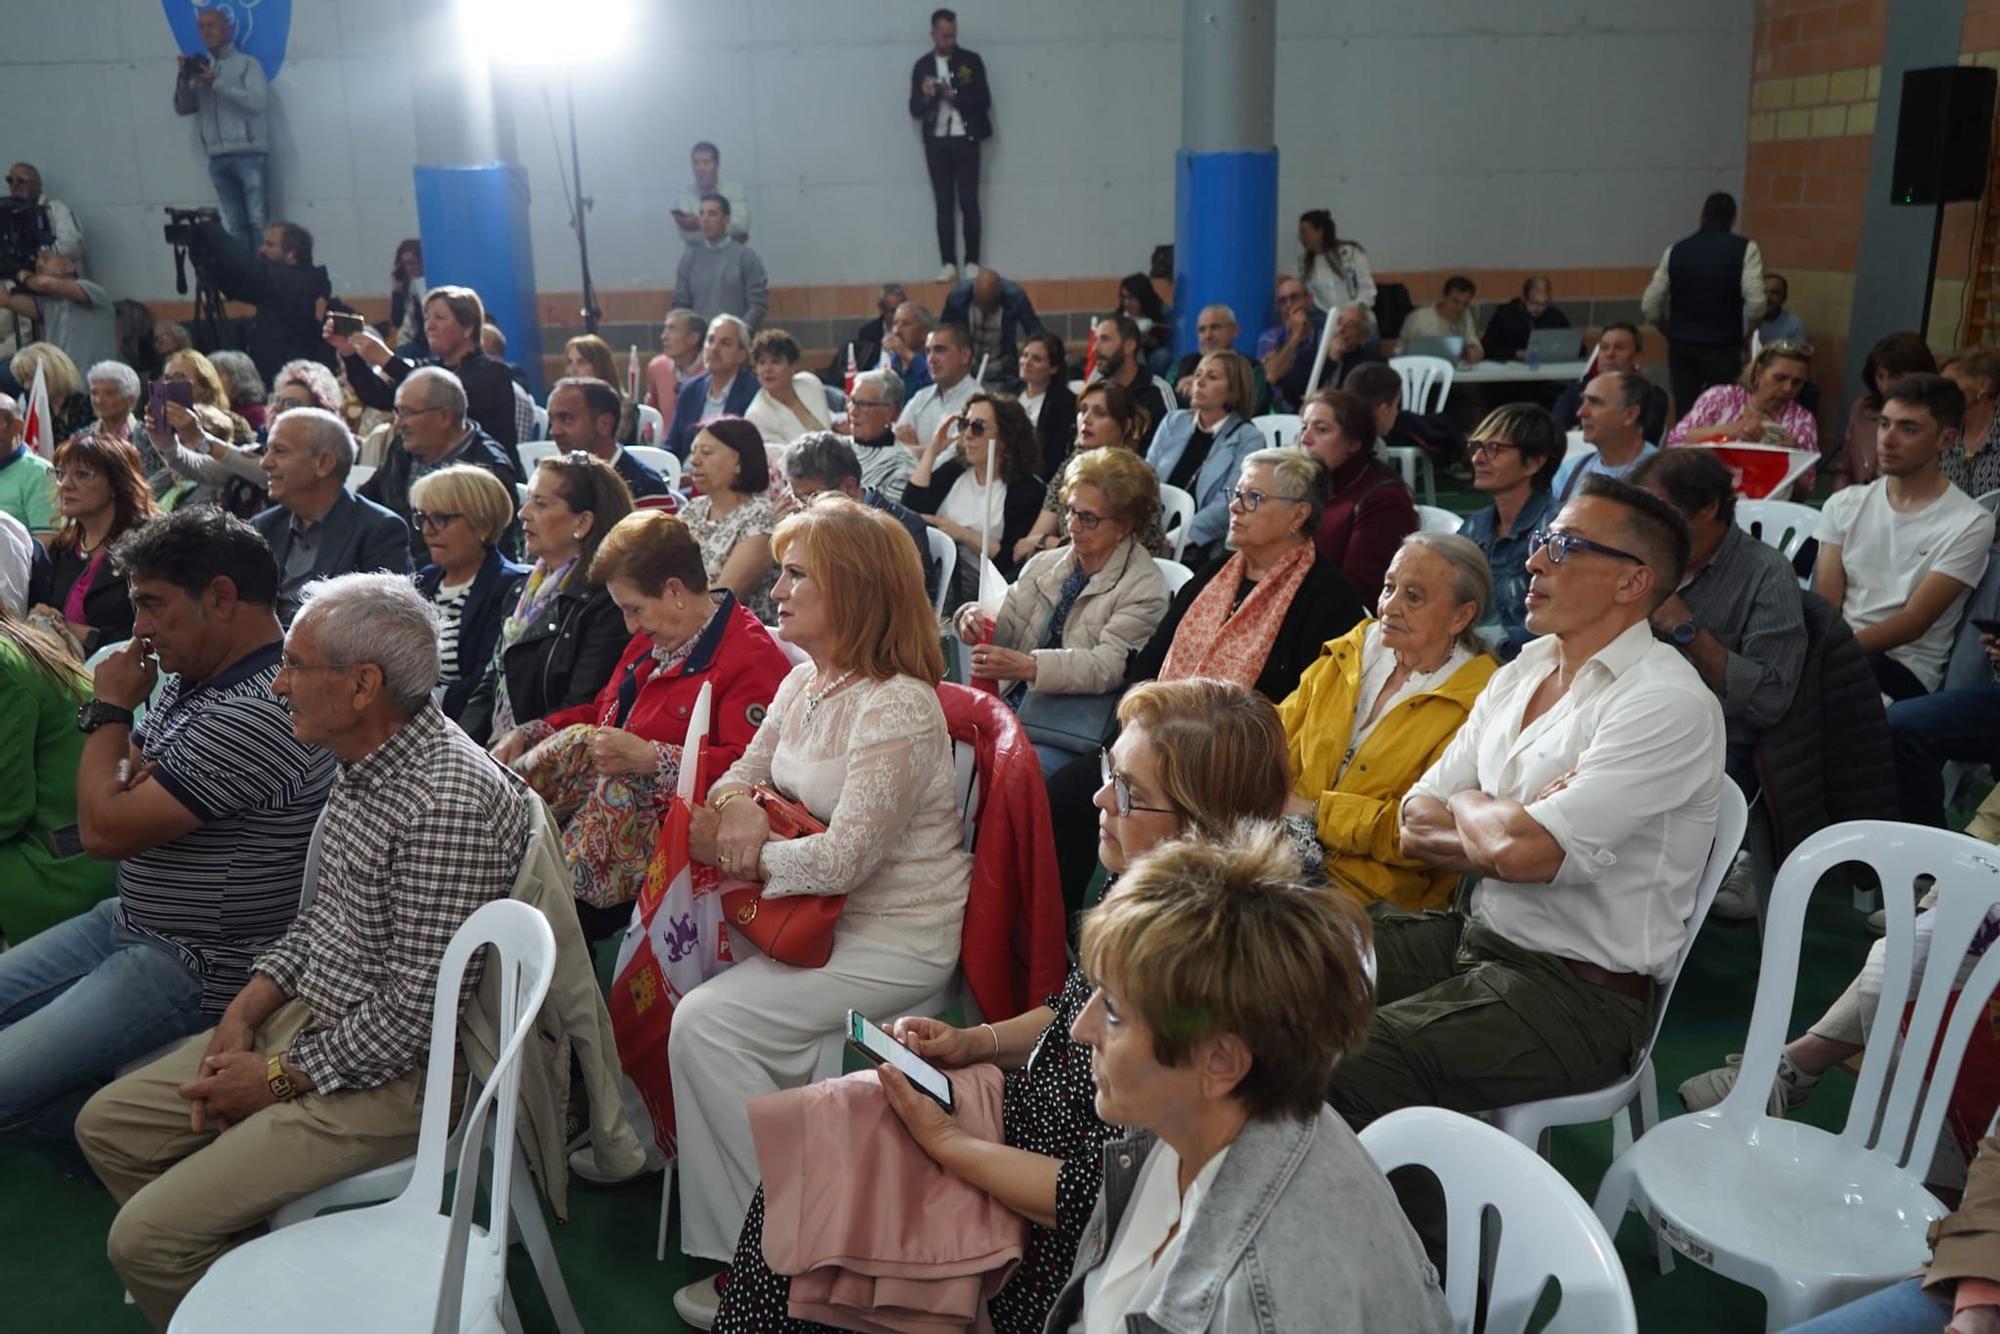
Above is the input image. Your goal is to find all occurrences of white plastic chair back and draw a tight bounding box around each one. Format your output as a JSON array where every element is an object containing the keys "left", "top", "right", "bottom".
[
  {"left": 925, "top": 527, "right": 957, "bottom": 617},
  {"left": 1153, "top": 557, "right": 1194, "bottom": 596},
  {"left": 625, "top": 444, "right": 682, "bottom": 493},
  {"left": 1251, "top": 413, "right": 1301, "bottom": 449},
  {"left": 517, "top": 440, "right": 559, "bottom": 471},
  {"left": 1388, "top": 355, "right": 1455, "bottom": 414},
  {"left": 1977, "top": 489, "right": 2000, "bottom": 515},
  {"left": 530, "top": 404, "right": 548, "bottom": 439},
  {"left": 1362, "top": 1108, "right": 1637, "bottom": 1334},
  {"left": 345, "top": 463, "right": 375, "bottom": 493},
  {"left": 1158, "top": 484, "right": 1196, "bottom": 561},
  {"left": 1734, "top": 499, "right": 1819, "bottom": 563},
  {"left": 1416, "top": 505, "right": 1463, "bottom": 535},
  {"left": 636, "top": 403, "right": 665, "bottom": 445},
  {"left": 1067, "top": 378, "right": 1085, "bottom": 395}
]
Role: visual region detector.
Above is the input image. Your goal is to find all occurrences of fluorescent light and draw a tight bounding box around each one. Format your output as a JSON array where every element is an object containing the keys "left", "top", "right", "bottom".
[{"left": 460, "top": 0, "right": 632, "bottom": 67}]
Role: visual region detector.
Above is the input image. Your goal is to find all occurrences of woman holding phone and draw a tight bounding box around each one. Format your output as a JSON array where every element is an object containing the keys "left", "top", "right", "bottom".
[{"left": 703, "top": 679, "right": 1296, "bottom": 1334}]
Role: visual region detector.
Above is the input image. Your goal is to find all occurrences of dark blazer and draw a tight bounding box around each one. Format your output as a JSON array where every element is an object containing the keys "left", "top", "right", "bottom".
[
  {"left": 900, "top": 458, "right": 1045, "bottom": 581},
  {"left": 1032, "top": 378, "right": 1077, "bottom": 480},
  {"left": 48, "top": 539, "right": 133, "bottom": 655},
  {"left": 459, "top": 574, "right": 628, "bottom": 745},
  {"left": 343, "top": 346, "right": 524, "bottom": 471},
  {"left": 612, "top": 448, "right": 671, "bottom": 499},
  {"left": 907, "top": 47, "right": 992, "bottom": 140},
  {"left": 359, "top": 424, "right": 521, "bottom": 566},
  {"left": 664, "top": 369, "right": 757, "bottom": 459},
  {"left": 823, "top": 316, "right": 887, "bottom": 382},
  {"left": 417, "top": 546, "right": 531, "bottom": 722},
  {"left": 940, "top": 276, "right": 1043, "bottom": 374},
  {"left": 252, "top": 489, "right": 413, "bottom": 622}
]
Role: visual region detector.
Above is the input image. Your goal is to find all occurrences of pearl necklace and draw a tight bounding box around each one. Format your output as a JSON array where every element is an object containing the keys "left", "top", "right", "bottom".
[{"left": 802, "top": 667, "right": 859, "bottom": 727}]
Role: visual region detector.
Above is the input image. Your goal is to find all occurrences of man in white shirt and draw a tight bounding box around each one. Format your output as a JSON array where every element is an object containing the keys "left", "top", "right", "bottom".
[
  {"left": 894, "top": 324, "right": 977, "bottom": 450},
  {"left": 670, "top": 141, "right": 748, "bottom": 247},
  {"left": 1816, "top": 372, "right": 1995, "bottom": 701},
  {"left": 1552, "top": 371, "right": 1658, "bottom": 500},
  {"left": 1396, "top": 276, "right": 1485, "bottom": 364},
  {"left": 1328, "top": 475, "right": 1725, "bottom": 1128}
]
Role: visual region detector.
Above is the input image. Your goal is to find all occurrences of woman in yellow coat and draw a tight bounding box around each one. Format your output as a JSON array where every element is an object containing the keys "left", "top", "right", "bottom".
[{"left": 1278, "top": 532, "right": 1499, "bottom": 909}]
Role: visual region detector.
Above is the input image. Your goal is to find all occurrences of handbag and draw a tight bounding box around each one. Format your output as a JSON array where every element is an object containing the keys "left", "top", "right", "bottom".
[
  {"left": 718, "top": 783, "right": 847, "bottom": 968},
  {"left": 1015, "top": 689, "right": 1119, "bottom": 760}
]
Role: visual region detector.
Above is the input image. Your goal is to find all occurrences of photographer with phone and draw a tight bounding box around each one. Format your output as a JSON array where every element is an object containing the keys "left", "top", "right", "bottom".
[{"left": 171, "top": 6, "right": 269, "bottom": 242}]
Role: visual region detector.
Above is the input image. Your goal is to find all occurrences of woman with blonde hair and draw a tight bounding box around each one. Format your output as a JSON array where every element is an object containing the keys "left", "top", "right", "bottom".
[
  {"left": 408, "top": 463, "right": 530, "bottom": 721},
  {"left": 152, "top": 347, "right": 267, "bottom": 514},
  {"left": 673, "top": 496, "right": 971, "bottom": 1313},
  {"left": 1146, "top": 349, "right": 1265, "bottom": 563},
  {"left": 10, "top": 342, "right": 90, "bottom": 440}
]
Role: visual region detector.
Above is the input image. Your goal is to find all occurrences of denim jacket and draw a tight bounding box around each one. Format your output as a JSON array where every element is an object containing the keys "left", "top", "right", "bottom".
[
  {"left": 1042, "top": 1109, "right": 1450, "bottom": 1334},
  {"left": 1460, "top": 488, "right": 1559, "bottom": 661}
]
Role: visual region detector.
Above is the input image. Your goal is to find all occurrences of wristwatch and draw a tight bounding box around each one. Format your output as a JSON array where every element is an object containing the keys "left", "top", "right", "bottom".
[
  {"left": 1669, "top": 618, "right": 1699, "bottom": 648},
  {"left": 267, "top": 1055, "right": 298, "bottom": 1103},
  {"left": 75, "top": 699, "right": 135, "bottom": 734}
]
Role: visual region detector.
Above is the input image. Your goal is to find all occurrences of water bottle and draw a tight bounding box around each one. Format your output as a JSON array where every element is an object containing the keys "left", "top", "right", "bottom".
[{"left": 1526, "top": 339, "right": 1540, "bottom": 371}]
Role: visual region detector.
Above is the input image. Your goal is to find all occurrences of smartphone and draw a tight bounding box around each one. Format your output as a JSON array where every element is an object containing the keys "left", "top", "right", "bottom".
[
  {"left": 148, "top": 380, "right": 195, "bottom": 432},
  {"left": 48, "top": 823, "right": 84, "bottom": 858},
  {"left": 1975, "top": 618, "right": 2000, "bottom": 638},
  {"left": 846, "top": 1010, "right": 955, "bottom": 1113},
  {"left": 326, "top": 310, "right": 366, "bottom": 337}
]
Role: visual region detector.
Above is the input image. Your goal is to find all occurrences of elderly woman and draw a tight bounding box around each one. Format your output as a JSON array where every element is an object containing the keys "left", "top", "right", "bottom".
[
  {"left": 152, "top": 348, "right": 265, "bottom": 516},
  {"left": 1668, "top": 340, "right": 1818, "bottom": 453},
  {"left": 209, "top": 349, "right": 268, "bottom": 433},
  {"left": 1943, "top": 346, "right": 2000, "bottom": 499},
  {"left": 269, "top": 357, "right": 345, "bottom": 419},
  {"left": 1018, "top": 331, "right": 1075, "bottom": 477},
  {"left": 1300, "top": 385, "right": 1418, "bottom": 599},
  {"left": 1278, "top": 532, "right": 1498, "bottom": 910},
  {"left": 31, "top": 434, "right": 155, "bottom": 655},
  {"left": 1146, "top": 349, "right": 1263, "bottom": 565},
  {"left": 682, "top": 416, "right": 780, "bottom": 621},
  {"left": 82, "top": 360, "right": 155, "bottom": 471},
  {"left": 1834, "top": 333, "right": 1935, "bottom": 491},
  {"left": 1015, "top": 379, "right": 1162, "bottom": 564},
  {"left": 671, "top": 498, "right": 971, "bottom": 1311},
  {"left": 508, "top": 509, "right": 793, "bottom": 941},
  {"left": 1052, "top": 830, "right": 1450, "bottom": 1334},
  {"left": 705, "top": 679, "right": 1297, "bottom": 1334},
  {"left": 408, "top": 463, "right": 529, "bottom": 721},
  {"left": 904, "top": 391, "right": 1045, "bottom": 601},
  {"left": 465, "top": 452, "right": 633, "bottom": 745},
  {"left": 743, "top": 327, "right": 833, "bottom": 448}
]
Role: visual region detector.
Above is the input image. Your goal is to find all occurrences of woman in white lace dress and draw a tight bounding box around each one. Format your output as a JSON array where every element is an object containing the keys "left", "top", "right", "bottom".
[{"left": 674, "top": 494, "right": 971, "bottom": 1291}]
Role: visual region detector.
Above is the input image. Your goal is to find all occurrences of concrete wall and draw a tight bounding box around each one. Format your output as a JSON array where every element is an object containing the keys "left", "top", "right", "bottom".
[{"left": 4, "top": 0, "right": 1750, "bottom": 312}]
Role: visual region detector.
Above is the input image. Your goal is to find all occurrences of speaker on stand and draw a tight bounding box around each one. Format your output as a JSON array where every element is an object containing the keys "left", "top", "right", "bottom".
[{"left": 1891, "top": 65, "right": 1997, "bottom": 335}]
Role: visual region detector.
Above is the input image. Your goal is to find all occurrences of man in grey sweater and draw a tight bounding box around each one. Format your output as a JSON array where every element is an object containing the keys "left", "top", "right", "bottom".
[
  {"left": 672, "top": 194, "right": 768, "bottom": 331},
  {"left": 172, "top": 7, "right": 270, "bottom": 241}
]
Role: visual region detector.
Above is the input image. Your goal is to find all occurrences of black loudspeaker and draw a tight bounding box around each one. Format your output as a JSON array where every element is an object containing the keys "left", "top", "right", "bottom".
[{"left": 1892, "top": 65, "right": 1997, "bottom": 206}]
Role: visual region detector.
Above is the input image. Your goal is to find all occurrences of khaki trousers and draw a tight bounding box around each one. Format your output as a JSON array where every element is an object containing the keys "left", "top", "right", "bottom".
[{"left": 74, "top": 1000, "right": 425, "bottom": 1329}]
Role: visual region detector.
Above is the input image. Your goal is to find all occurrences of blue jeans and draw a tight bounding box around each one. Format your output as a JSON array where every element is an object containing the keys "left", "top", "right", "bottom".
[
  {"left": 0, "top": 898, "right": 207, "bottom": 1148},
  {"left": 1888, "top": 684, "right": 2000, "bottom": 826},
  {"left": 1783, "top": 1277, "right": 1948, "bottom": 1332},
  {"left": 207, "top": 152, "right": 269, "bottom": 242}
]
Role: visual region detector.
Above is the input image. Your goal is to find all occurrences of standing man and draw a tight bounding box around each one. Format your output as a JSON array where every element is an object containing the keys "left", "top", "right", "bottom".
[
  {"left": 171, "top": 5, "right": 270, "bottom": 242},
  {"left": 6, "top": 164, "right": 82, "bottom": 259},
  {"left": 671, "top": 195, "right": 768, "bottom": 331},
  {"left": 670, "top": 141, "right": 749, "bottom": 248},
  {"left": 1642, "top": 191, "right": 1765, "bottom": 417},
  {"left": 908, "top": 8, "right": 992, "bottom": 284}
]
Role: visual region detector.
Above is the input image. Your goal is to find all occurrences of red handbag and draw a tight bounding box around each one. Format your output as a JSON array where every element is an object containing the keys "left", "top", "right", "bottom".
[{"left": 719, "top": 784, "right": 847, "bottom": 968}]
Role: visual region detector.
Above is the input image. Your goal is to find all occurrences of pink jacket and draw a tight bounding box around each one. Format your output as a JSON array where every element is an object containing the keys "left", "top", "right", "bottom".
[{"left": 750, "top": 1065, "right": 1026, "bottom": 1333}]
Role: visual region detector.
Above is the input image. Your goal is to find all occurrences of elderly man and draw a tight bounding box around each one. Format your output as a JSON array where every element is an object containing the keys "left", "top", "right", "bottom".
[
  {"left": 249, "top": 407, "right": 410, "bottom": 622},
  {"left": 940, "top": 268, "right": 1041, "bottom": 387},
  {"left": 671, "top": 195, "right": 768, "bottom": 331},
  {"left": 1090, "top": 314, "right": 1172, "bottom": 440},
  {"left": 665, "top": 314, "right": 756, "bottom": 459},
  {"left": 824, "top": 283, "right": 906, "bottom": 382},
  {"left": 0, "top": 508, "right": 332, "bottom": 1167},
  {"left": 0, "top": 392, "right": 56, "bottom": 539},
  {"left": 894, "top": 323, "right": 979, "bottom": 450},
  {"left": 1173, "top": 304, "right": 1272, "bottom": 415},
  {"left": 881, "top": 300, "right": 936, "bottom": 398},
  {"left": 782, "top": 431, "right": 936, "bottom": 595},
  {"left": 0, "top": 248, "right": 116, "bottom": 376},
  {"left": 1552, "top": 323, "right": 1669, "bottom": 444},
  {"left": 6, "top": 162, "right": 81, "bottom": 258},
  {"left": 841, "top": 367, "right": 915, "bottom": 502},
  {"left": 358, "top": 367, "right": 519, "bottom": 563},
  {"left": 1552, "top": 370, "right": 1658, "bottom": 500},
  {"left": 645, "top": 306, "right": 707, "bottom": 426},
  {"left": 171, "top": 5, "right": 270, "bottom": 241},
  {"left": 548, "top": 375, "right": 668, "bottom": 498},
  {"left": 1642, "top": 191, "right": 1766, "bottom": 415},
  {"left": 1320, "top": 301, "right": 1386, "bottom": 391},
  {"left": 671, "top": 140, "right": 749, "bottom": 247},
  {"left": 1399, "top": 276, "right": 1485, "bottom": 363},
  {"left": 1331, "top": 476, "right": 1724, "bottom": 1134},
  {"left": 1258, "top": 276, "right": 1328, "bottom": 412},
  {"left": 76, "top": 571, "right": 534, "bottom": 1327}
]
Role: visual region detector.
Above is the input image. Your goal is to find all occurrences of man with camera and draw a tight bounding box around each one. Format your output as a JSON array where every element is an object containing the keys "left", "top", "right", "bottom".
[
  {"left": 188, "top": 218, "right": 333, "bottom": 384},
  {"left": 0, "top": 249, "right": 115, "bottom": 381},
  {"left": 172, "top": 6, "right": 269, "bottom": 242},
  {"left": 6, "top": 164, "right": 80, "bottom": 260}
]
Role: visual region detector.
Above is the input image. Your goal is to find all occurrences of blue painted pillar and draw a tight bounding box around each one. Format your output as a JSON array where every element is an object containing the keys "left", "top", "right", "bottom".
[{"left": 1175, "top": 0, "right": 1278, "bottom": 361}]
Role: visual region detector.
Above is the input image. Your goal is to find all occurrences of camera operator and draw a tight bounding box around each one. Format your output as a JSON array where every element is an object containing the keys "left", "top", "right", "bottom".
[
  {"left": 0, "top": 249, "right": 115, "bottom": 379},
  {"left": 190, "top": 217, "right": 332, "bottom": 384},
  {"left": 6, "top": 164, "right": 80, "bottom": 259},
  {"left": 171, "top": 6, "right": 269, "bottom": 242}
]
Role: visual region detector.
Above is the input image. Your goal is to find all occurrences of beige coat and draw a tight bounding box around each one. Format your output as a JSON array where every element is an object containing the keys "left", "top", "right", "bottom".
[{"left": 986, "top": 536, "right": 1169, "bottom": 695}]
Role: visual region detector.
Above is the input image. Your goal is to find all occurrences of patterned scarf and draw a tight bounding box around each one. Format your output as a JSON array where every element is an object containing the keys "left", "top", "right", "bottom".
[
  {"left": 1158, "top": 541, "right": 1316, "bottom": 689},
  {"left": 491, "top": 556, "right": 579, "bottom": 736}
]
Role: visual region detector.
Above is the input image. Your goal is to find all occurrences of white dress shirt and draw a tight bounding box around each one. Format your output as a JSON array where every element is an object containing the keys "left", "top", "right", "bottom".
[
  {"left": 896, "top": 374, "right": 977, "bottom": 450},
  {"left": 1076, "top": 1140, "right": 1229, "bottom": 1334},
  {"left": 1405, "top": 618, "right": 1725, "bottom": 980}
]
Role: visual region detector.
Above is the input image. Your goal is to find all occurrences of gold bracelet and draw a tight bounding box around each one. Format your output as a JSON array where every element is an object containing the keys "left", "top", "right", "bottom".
[{"left": 711, "top": 788, "right": 748, "bottom": 815}]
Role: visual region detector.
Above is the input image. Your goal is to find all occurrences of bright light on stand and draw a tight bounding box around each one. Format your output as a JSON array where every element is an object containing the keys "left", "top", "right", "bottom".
[{"left": 460, "top": 0, "right": 632, "bottom": 67}]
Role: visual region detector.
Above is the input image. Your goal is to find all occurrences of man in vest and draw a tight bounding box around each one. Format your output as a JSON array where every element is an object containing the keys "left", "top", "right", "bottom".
[{"left": 1641, "top": 192, "right": 1765, "bottom": 421}]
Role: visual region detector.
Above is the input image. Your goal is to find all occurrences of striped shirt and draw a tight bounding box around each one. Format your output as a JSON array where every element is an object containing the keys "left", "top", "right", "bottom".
[
  {"left": 433, "top": 579, "right": 472, "bottom": 684},
  {"left": 121, "top": 641, "right": 337, "bottom": 1014}
]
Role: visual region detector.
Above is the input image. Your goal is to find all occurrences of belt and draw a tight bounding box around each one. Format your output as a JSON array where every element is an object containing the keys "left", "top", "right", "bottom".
[{"left": 1561, "top": 957, "right": 1653, "bottom": 1003}]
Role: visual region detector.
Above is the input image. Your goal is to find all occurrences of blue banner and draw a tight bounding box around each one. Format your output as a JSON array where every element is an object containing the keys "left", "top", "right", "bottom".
[{"left": 161, "top": 1, "right": 290, "bottom": 83}]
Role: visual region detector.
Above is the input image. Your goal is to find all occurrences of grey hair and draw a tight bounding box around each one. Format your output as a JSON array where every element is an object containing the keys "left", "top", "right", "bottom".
[
  {"left": 293, "top": 572, "right": 441, "bottom": 717},
  {"left": 1337, "top": 302, "right": 1378, "bottom": 335},
  {"left": 1398, "top": 531, "right": 1493, "bottom": 651},
  {"left": 0, "top": 392, "right": 15, "bottom": 419},
  {"left": 209, "top": 349, "right": 266, "bottom": 404},
  {"left": 87, "top": 359, "right": 142, "bottom": 401},
  {"left": 400, "top": 365, "right": 468, "bottom": 423},
  {"left": 708, "top": 313, "right": 750, "bottom": 348},
  {"left": 784, "top": 431, "right": 862, "bottom": 489},
  {"left": 1240, "top": 446, "right": 1324, "bottom": 536},
  {"left": 895, "top": 301, "right": 935, "bottom": 334},
  {"left": 854, "top": 366, "right": 906, "bottom": 413},
  {"left": 664, "top": 307, "right": 707, "bottom": 341},
  {"left": 275, "top": 406, "right": 356, "bottom": 479}
]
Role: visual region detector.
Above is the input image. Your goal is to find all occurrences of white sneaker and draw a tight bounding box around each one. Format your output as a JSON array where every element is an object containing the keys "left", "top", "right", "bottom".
[
  {"left": 674, "top": 1274, "right": 723, "bottom": 1330},
  {"left": 934, "top": 263, "right": 960, "bottom": 283},
  {"left": 961, "top": 262, "right": 981, "bottom": 281},
  {"left": 566, "top": 1142, "right": 655, "bottom": 1185},
  {"left": 1678, "top": 1051, "right": 1820, "bottom": 1115}
]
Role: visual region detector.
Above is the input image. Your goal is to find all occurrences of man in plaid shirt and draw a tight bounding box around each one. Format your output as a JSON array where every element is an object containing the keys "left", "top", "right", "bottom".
[{"left": 77, "top": 572, "right": 533, "bottom": 1328}]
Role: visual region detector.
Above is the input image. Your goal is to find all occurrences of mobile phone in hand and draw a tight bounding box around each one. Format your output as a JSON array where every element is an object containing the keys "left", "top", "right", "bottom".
[
  {"left": 847, "top": 1010, "right": 955, "bottom": 1113},
  {"left": 1974, "top": 618, "right": 2000, "bottom": 639},
  {"left": 326, "top": 310, "right": 366, "bottom": 338}
]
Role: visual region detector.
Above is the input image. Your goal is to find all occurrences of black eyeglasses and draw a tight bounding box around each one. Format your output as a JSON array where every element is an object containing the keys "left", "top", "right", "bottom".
[
  {"left": 4, "top": 175, "right": 30, "bottom": 188},
  {"left": 410, "top": 509, "right": 462, "bottom": 532},
  {"left": 1099, "top": 749, "right": 1176, "bottom": 818},
  {"left": 1468, "top": 440, "right": 1519, "bottom": 459},
  {"left": 1229, "top": 486, "right": 1307, "bottom": 511},
  {"left": 1528, "top": 528, "right": 1644, "bottom": 566}
]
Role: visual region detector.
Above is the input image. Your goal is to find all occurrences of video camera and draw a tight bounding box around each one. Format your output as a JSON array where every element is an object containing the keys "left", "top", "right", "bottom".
[
  {"left": 0, "top": 198, "right": 53, "bottom": 279},
  {"left": 162, "top": 206, "right": 220, "bottom": 295}
]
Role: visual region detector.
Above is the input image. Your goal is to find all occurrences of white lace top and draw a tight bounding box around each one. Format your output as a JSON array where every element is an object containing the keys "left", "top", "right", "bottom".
[{"left": 720, "top": 668, "right": 971, "bottom": 962}]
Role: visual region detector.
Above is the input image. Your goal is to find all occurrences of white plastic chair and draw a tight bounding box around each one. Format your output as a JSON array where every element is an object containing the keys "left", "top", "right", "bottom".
[
  {"left": 1976, "top": 488, "right": 2000, "bottom": 515},
  {"left": 1415, "top": 504, "right": 1463, "bottom": 535},
  {"left": 1735, "top": 499, "right": 1819, "bottom": 588},
  {"left": 1594, "top": 819, "right": 2000, "bottom": 1330},
  {"left": 1158, "top": 484, "right": 1196, "bottom": 561},
  {"left": 1251, "top": 413, "right": 1301, "bottom": 450},
  {"left": 925, "top": 526, "right": 957, "bottom": 617},
  {"left": 345, "top": 463, "right": 375, "bottom": 493},
  {"left": 170, "top": 900, "right": 557, "bottom": 1334},
  {"left": 1490, "top": 785, "right": 1747, "bottom": 1178},
  {"left": 636, "top": 403, "right": 665, "bottom": 445},
  {"left": 1388, "top": 355, "right": 1455, "bottom": 414},
  {"left": 1153, "top": 557, "right": 1194, "bottom": 596},
  {"left": 517, "top": 440, "right": 559, "bottom": 471},
  {"left": 531, "top": 404, "right": 548, "bottom": 439},
  {"left": 626, "top": 443, "right": 683, "bottom": 493},
  {"left": 1363, "top": 1107, "right": 1637, "bottom": 1334},
  {"left": 1383, "top": 445, "right": 1438, "bottom": 506}
]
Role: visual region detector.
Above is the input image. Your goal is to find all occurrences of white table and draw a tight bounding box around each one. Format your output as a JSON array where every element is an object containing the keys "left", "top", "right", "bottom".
[{"left": 1448, "top": 359, "right": 1588, "bottom": 386}]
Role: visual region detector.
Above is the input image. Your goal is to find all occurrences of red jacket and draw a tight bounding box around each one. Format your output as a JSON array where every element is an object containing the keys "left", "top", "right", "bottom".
[
  {"left": 938, "top": 683, "right": 1068, "bottom": 1021},
  {"left": 544, "top": 593, "right": 793, "bottom": 800}
]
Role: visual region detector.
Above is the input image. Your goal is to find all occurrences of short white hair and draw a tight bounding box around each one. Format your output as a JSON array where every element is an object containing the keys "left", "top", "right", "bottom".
[
  {"left": 1337, "top": 302, "right": 1377, "bottom": 335},
  {"left": 87, "top": 360, "right": 141, "bottom": 401},
  {"left": 708, "top": 314, "right": 750, "bottom": 348},
  {"left": 399, "top": 365, "right": 468, "bottom": 422},
  {"left": 854, "top": 367, "right": 905, "bottom": 413},
  {"left": 274, "top": 406, "right": 356, "bottom": 479},
  {"left": 293, "top": 572, "right": 441, "bottom": 717}
]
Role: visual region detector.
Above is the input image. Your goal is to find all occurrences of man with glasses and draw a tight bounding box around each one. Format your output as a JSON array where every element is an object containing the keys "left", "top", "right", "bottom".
[
  {"left": 1173, "top": 304, "right": 1271, "bottom": 415},
  {"left": 1459, "top": 403, "right": 1568, "bottom": 660},
  {"left": 358, "top": 366, "right": 520, "bottom": 565},
  {"left": 248, "top": 407, "right": 409, "bottom": 623},
  {"left": 1330, "top": 477, "right": 1724, "bottom": 1178},
  {"left": 1258, "top": 277, "right": 1326, "bottom": 412},
  {"left": 0, "top": 507, "right": 333, "bottom": 1174},
  {"left": 1552, "top": 370, "right": 1658, "bottom": 501},
  {"left": 5, "top": 162, "right": 81, "bottom": 259},
  {"left": 839, "top": 367, "right": 915, "bottom": 502}
]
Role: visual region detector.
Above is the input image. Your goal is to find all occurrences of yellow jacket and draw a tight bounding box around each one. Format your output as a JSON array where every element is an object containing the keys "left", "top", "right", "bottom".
[{"left": 1276, "top": 620, "right": 1498, "bottom": 910}]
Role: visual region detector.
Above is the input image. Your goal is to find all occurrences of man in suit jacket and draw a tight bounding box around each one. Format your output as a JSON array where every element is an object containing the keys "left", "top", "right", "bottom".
[
  {"left": 665, "top": 314, "right": 757, "bottom": 458},
  {"left": 908, "top": 8, "right": 992, "bottom": 281},
  {"left": 548, "top": 376, "right": 668, "bottom": 498},
  {"left": 251, "top": 408, "right": 411, "bottom": 623}
]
